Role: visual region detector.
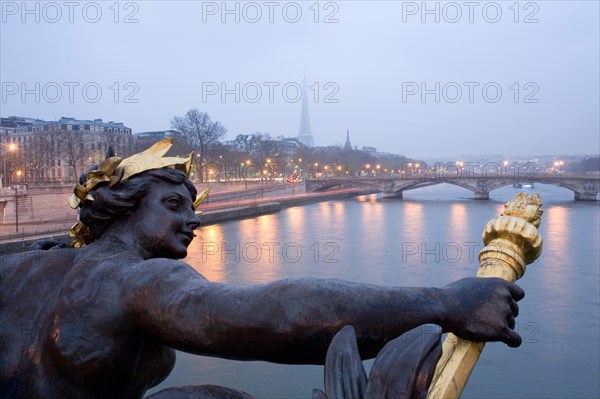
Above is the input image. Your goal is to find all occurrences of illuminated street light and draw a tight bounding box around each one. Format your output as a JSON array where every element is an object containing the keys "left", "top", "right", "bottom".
[{"left": 2, "top": 143, "right": 18, "bottom": 188}]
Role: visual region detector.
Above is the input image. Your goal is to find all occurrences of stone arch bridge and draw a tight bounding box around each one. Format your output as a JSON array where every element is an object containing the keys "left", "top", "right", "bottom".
[{"left": 305, "top": 174, "right": 600, "bottom": 200}]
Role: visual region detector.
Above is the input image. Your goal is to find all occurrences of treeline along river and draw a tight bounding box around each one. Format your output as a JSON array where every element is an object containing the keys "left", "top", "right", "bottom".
[{"left": 148, "top": 184, "right": 600, "bottom": 399}]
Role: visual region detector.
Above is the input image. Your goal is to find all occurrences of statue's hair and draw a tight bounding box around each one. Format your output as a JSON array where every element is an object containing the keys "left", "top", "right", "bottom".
[{"left": 79, "top": 168, "right": 197, "bottom": 240}]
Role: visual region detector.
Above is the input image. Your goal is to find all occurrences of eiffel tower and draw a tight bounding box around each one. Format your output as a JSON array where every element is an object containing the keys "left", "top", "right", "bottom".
[{"left": 297, "top": 76, "right": 315, "bottom": 147}]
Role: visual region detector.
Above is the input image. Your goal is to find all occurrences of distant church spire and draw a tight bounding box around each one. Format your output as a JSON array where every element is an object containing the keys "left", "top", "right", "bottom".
[
  {"left": 297, "top": 76, "right": 315, "bottom": 147},
  {"left": 344, "top": 129, "right": 352, "bottom": 151}
]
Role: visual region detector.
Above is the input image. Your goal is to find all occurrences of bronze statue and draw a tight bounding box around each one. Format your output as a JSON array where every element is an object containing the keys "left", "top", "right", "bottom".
[{"left": 0, "top": 140, "right": 525, "bottom": 398}]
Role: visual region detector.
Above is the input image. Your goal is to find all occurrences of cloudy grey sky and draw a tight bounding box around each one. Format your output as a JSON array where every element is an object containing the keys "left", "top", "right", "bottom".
[{"left": 1, "top": 0, "right": 598, "bottom": 158}]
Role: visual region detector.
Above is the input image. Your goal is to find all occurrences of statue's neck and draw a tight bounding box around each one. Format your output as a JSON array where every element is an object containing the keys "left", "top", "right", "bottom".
[{"left": 92, "top": 224, "right": 145, "bottom": 259}]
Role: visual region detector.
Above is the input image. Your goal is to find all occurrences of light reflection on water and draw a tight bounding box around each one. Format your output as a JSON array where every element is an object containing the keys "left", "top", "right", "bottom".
[{"left": 148, "top": 184, "right": 599, "bottom": 398}]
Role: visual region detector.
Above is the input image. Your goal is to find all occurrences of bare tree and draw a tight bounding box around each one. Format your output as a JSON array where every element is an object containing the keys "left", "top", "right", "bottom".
[
  {"left": 56, "top": 129, "right": 88, "bottom": 181},
  {"left": 23, "top": 131, "right": 58, "bottom": 183},
  {"left": 171, "top": 109, "right": 226, "bottom": 182}
]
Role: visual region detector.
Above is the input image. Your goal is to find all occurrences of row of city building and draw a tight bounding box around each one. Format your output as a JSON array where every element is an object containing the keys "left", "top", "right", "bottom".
[
  {"left": 0, "top": 116, "right": 371, "bottom": 186},
  {"left": 0, "top": 116, "right": 135, "bottom": 187}
]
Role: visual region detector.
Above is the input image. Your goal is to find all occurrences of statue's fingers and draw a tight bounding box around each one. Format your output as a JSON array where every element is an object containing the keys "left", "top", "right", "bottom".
[
  {"left": 507, "top": 314, "right": 516, "bottom": 330},
  {"left": 509, "top": 300, "right": 520, "bottom": 317},
  {"left": 508, "top": 282, "right": 525, "bottom": 301},
  {"left": 503, "top": 327, "right": 522, "bottom": 348}
]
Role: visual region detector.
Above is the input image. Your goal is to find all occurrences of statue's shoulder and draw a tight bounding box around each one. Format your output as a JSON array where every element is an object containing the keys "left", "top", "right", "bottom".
[
  {"left": 123, "top": 257, "right": 207, "bottom": 286},
  {"left": 131, "top": 257, "right": 195, "bottom": 272},
  {"left": 0, "top": 247, "right": 76, "bottom": 274},
  {"left": 0, "top": 248, "right": 80, "bottom": 306},
  {"left": 140, "top": 257, "right": 192, "bottom": 267}
]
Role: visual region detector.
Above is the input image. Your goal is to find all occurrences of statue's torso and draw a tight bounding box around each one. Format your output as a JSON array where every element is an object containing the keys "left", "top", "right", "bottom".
[{"left": 0, "top": 248, "right": 175, "bottom": 398}]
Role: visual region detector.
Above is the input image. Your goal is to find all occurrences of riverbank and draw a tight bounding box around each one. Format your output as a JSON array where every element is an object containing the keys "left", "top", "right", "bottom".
[
  {"left": 198, "top": 188, "right": 376, "bottom": 226},
  {"left": 0, "top": 181, "right": 287, "bottom": 243},
  {"left": 0, "top": 185, "right": 376, "bottom": 255}
]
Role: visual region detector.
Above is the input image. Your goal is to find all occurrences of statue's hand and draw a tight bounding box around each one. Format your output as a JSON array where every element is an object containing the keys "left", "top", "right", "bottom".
[{"left": 442, "top": 277, "right": 525, "bottom": 347}]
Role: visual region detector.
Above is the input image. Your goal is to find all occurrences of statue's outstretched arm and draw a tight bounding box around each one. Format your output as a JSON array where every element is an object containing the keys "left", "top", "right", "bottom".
[{"left": 122, "top": 259, "right": 522, "bottom": 364}]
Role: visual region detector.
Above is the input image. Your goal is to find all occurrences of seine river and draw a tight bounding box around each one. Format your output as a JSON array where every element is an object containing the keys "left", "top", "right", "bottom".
[{"left": 149, "top": 184, "right": 599, "bottom": 399}]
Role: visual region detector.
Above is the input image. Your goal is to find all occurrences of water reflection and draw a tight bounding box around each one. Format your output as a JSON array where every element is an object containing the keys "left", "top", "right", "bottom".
[
  {"left": 449, "top": 203, "right": 468, "bottom": 240},
  {"left": 357, "top": 193, "right": 379, "bottom": 203},
  {"left": 400, "top": 201, "right": 425, "bottom": 240},
  {"left": 543, "top": 205, "right": 569, "bottom": 281},
  {"left": 445, "top": 203, "right": 470, "bottom": 281},
  {"left": 284, "top": 206, "right": 306, "bottom": 239},
  {"left": 232, "top": 216, "right": 283, "bottom": 284},
  {"left": 190, "top": 224, "right": 228, "bottom": 282}
]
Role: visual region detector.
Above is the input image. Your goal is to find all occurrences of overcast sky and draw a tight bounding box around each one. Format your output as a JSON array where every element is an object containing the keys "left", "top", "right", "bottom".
[{"left": 1, "top": 1, "right": 598, "bottom": 158}]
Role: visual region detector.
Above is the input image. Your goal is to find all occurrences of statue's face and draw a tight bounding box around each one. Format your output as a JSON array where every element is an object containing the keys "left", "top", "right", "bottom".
[{"left": 131, "top": 181, "right": 201, "bottom": 259}]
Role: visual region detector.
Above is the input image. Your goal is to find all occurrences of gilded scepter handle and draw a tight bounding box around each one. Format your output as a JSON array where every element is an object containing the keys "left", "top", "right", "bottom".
[{"left": 427, "top": 192, "right": 543, "bottom": 399}]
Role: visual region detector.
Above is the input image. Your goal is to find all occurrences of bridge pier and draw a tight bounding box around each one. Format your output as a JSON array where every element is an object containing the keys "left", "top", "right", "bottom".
[
  {"left": 382, "top": 191, "right": 403, "bottom": 199},
  {"left": 574, "top": 191, "right": 598, "bottom": 201},
  {"left": 474, "top": 192, "right": 490, "bottom": 200}
]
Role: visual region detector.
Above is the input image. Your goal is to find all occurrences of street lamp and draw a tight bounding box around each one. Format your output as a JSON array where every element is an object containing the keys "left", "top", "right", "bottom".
[
  {"left": 218, "top": 155, "right": 227, "bottom": 182},
  {"left": 243, "top": 160, "right": 254, "bottom": 189},
  {"left": 265, "top": 159, "right": 272, "bottom": 181},
  {"left": 554, "top": 160, "right": 564, "bottom": 173},
  {"left": 2, "top": 142, "right": 18, "bottom": 188}
]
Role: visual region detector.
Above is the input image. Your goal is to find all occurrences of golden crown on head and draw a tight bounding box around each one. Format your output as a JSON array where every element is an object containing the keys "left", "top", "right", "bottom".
[{"left": 68, "top": 139, "right": 210, "bottom": 248}]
